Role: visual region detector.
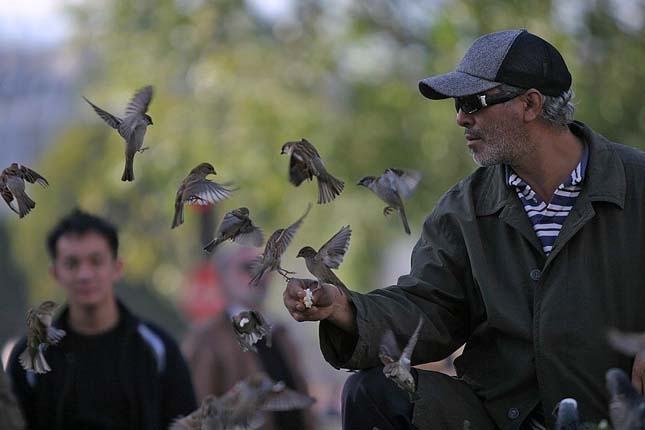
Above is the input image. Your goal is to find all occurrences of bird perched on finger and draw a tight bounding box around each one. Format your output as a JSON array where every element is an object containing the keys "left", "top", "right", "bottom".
[
  {"left": 379, "top": 318, "right": 423, "bottom": 401},
  {"left": 281, "top": 138, "right": 344, "bottom": 204},
  {"left": 554, "top": 398, "right": 580, "bottom": 430},
  {"left": 172, "top": 162, "right": 234, "bottom": 229},
  {"left": 231, "top": 309, "right": 272, "bottom": 352},
  {"left": 203, "top": 207, "right": 264, "bottom": 253},
  {"left": 19, "top": 301, "right": 66, "bottom": 374},
  {"left": 296, "top": 225, "right": 351, "bottom": 296},
  {"left": 249, "top": 204, "right": 311, "bottom": 286},
  {"left": 357, "top": 168, "right": 421, "bottom": 235},
  {"left": 605, "top": 368, "right": 645, "bottom": 430},
  {"left": 83, "top": 85, "right": 154, "bottom": 181},
  {"left": 0, "top": 163, "right": 49, "bottom": 218}
]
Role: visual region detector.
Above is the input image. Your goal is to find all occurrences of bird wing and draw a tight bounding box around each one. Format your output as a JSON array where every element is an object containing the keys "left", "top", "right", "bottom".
[
  {"left": 400, "top": 318, "right": 423, "bottom": 365},
  {"left": 261, "top": 387, "right": 315, "bottom": 412},
  {"left": 271, "top": 203, "right": 311, "bottom": 257},
  {"left": 83, "top": 97, "right": 122, "bottom": 129},
  {"left": 217, "top": 210, "right": 244, "bottom": 235},
  {"left": 607, "top": 328, "right": 645, "bottom": 356},
  {"left": 378, "top": 330, "right": 400, "bottom": 365},
  {"left": 125, "top": 85, "right": 154, "bottom": 117},
  {"left": 383, "top": 168, "right": 421, "bottom": 199},
  {"left": 183, "top": 180, "right": 233, "bottom": 205},
  {"left": 288, "top": 153, "right": 312, "bottom": 187},
  {"left": 0, "top": 184, "right": 19, "bottom": 215},
  {"left": 18, "top": 166, "right": 49, "bottom": 186},
  {"left": 296, "top": 139, "right": 324, "bottom": 175},
  {"left": 233, "top": 225, "right": 264, "bottom": 247},
  {"left": 317, "top": 225, "right": 351, "bottom": 269}
]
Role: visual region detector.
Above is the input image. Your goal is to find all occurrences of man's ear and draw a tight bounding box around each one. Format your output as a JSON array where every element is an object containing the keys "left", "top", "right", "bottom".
[
  {"left": 522, "top": 89, "right": 543, "bottom": 122},
  {"left": 49, "top": 264, "right": 58, "bottom": 281},
  {"left": 113, "top": 258, "right": 124, "bottom": 281}
]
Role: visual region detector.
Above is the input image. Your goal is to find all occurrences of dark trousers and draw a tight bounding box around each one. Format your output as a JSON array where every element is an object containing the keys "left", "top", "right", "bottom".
[{"left": 342, "top": 367, "right": 498, "bottom": 430}]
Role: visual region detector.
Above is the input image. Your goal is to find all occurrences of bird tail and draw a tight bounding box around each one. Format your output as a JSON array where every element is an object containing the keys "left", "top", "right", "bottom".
[
  {"left": 203, "top": 237, "right": 223, "bottom": 253},
  {"left": 121, "top": 153, "right": 135, "bottom": 182},
  {"left": 14, "top": 191, "right": 36, "bottom": 218},
  {"left": 171, "top": 204, "right": 184, "bottom": 229},
  {"left": 316, "top": 172, "right": 344, "bottom": 204},
  {"left": 398, "top": 205, "right": 411, "bottom": 235},
  {"left": 248, "top": 258, "right": 267, "bottom": 286},
  {"left": 19, "top": 346, "right": 51, "bottom": 374}
]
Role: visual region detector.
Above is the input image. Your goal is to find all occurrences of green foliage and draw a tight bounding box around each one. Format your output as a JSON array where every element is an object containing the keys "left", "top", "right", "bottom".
[{"left": 9, "top": 0, "right": 645, "bottom": 304}]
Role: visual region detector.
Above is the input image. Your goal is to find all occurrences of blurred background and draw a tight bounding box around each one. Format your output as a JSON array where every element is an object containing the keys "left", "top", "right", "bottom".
[{"left": 2, "top": 0, "right": 645, "bottom": 427}]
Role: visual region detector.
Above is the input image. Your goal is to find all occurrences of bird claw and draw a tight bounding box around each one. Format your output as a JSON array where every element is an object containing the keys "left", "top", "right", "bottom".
[
  {"left": 383, "top": 207, "right": 394, "bottom": 216},
  {"left": 278, "top": 268, "right": 295, "bottom": 281},
  {"left": 139, "top": 146, "right": 150, "bottom": 153}
]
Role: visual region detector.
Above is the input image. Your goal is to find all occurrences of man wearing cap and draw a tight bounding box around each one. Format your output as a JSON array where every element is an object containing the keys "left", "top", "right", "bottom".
[{"left": 283, "top": 29, "right": 645, "bottom": 430}]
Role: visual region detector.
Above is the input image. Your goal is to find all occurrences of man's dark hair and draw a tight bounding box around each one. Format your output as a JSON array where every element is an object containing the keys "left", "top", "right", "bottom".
[{"left": 46, "top": 209, "right": 119, "bottom": 259}]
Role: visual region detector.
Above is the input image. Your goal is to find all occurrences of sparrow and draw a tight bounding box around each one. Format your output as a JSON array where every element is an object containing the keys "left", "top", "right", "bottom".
[
  {"left": 554, "top": 398, "right": 580, "bottom": 430},
  {"left": 231, "top": 310, "right": 272, "bottom": 353},
  {"left": 249, "top": 203, "right": 311, "bottom": 286},
  {"left": 83, "top": 85, "right": 154, "bottom": 181},
  {"left": 169, "top": 394, "right": 219, "bottom": 430},
  {"left": 608, "top": 328, "right": 645, "bottom": 356},
  {"left": 296, "top": 225, "right": 351, "bottom": 296},
  {"left": 0, "top": 163, "right": 49, "bottom": 218},
  {"left": 208, "top": 372, "right": 315, "bottom": 430},
  {"left": 171, "top": 162, "right": 234, "bottom": 229},
  {"left": 280, "top": 138, "right": 344, "bottom": 204},
  {"left": 19, "top": 301, "right": 66, "bottom": 374},
  {"left": 379, "top": 318, "right": 423, "bottom": 401},
  {"left": 203, "top": 207, "right": 264, "bottom": 253},
  {"left": 605, "top": 368, "right": 645, "bottom": 430},
  {"left": 357, "top": 168, "right": 421, "bottom": 235}
]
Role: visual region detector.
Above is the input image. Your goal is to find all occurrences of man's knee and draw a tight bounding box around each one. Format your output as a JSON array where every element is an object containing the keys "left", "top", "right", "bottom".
[{"left": 342, "top": 367, "right": 388, "bottom": 408}]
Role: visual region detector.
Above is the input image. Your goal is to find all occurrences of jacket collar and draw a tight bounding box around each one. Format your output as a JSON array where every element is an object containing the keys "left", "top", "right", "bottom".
[
  {"left": 54, "top": 297, "right": 139, "bottom": 333},
  {"left": 475, "top": 120, "right": 626, "bottom": 216}
]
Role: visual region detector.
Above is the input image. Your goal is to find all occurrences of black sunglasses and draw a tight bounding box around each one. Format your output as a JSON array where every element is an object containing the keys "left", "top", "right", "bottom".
[{"left": 454, "top": 92, "right": 523, "bottom": 114}]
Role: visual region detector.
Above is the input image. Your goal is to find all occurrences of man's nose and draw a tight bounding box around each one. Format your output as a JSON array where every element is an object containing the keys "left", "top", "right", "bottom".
[
  {"left": 456, "top": 108, "right": 474, "bottom": 127},
  {"left": 76, "top": 261, "right": 95, "bottom": 279}
]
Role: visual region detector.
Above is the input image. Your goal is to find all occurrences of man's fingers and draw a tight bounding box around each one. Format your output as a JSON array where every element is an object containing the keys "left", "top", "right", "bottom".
[{"left": 631, "top": 351, "right": 645, "bottom": 395}]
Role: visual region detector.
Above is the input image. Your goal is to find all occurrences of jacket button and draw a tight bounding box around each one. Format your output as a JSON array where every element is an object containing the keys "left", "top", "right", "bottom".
[
  {"left": 507, "top": 407, "right": 520, "bottom": 420},
  {"left": 529, "top": 269, "right": 542, "bottom": 281}
]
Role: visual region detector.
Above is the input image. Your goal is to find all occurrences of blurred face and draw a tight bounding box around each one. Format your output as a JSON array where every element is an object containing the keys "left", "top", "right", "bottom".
[
  {"left": 456, "top": 89, "right": 533, "bottom": 167},
  {"left": 50, "top": 232, "right": 123, "bottom": 309},
  {"left": 221, "top": 249, "right": 268, "bottom": 308}
]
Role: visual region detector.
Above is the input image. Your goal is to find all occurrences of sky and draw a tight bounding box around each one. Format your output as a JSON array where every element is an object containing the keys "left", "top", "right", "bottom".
[{"left": 0, "top": 0, "right": 74, "bottom": 47}]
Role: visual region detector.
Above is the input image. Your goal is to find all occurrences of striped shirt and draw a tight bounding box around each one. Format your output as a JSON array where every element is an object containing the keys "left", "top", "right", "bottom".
[{"left": 506, "top": 144, "right": 589, "bottom": 255}]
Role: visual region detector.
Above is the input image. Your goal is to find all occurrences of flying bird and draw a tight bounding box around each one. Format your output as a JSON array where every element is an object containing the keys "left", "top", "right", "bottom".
[
  {"left": 231, "top": 310, "right": 272, "bottom": 353},
  {"left": 281, "top": 138, "right": 344, "bottom": 204},
  {"left": 203, "top": 207, "right": 263, "bottom": 253},
  {"left": 357, "top": 168, "right": 421, "bottom": 235},
  {"left": 379, "top": 318, "right": 423, "bottom": 401},
  {"left": 172, "top": 373, "right": 314, "bottom": 430},
  {"left": 249, "top": 204, "right": 311, "bottom": 286},
  {"left": 83, "top": 85, "right": 154, "bottom": 181},
  {"left": 296, "top": 225, "right": 351, "bottom": 296},
  {"left": 172, "top": 162, "right": 234, "bottom": 229},
  {"left": 0, "top": 163, "right": 49, "bottom": 218},
  {"left": 554, "top": 398, "right": 580, "bottom": 430},
  {"left": 19, "top": 301, "right": 66, "bottom": 374},
  {"left": 605, "top": 368, "right": 645, "bottom": 430}
]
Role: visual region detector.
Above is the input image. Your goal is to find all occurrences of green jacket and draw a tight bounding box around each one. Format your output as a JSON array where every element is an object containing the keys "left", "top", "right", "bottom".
[{"left": 319, "top": 121, "right": 645, "bottom": 429}]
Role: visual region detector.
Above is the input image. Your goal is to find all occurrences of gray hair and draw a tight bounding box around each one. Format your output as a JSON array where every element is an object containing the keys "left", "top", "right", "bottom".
[{"left": 498, "top": 84, "right": 575, "bottom": 127}]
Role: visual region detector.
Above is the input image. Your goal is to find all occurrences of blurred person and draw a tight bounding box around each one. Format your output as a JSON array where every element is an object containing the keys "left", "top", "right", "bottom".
[
  {"left": 182, "top": 246, "right": 313, "bottom": 430},
  {"left": 7, "top": 209, "right": 197, "bottom": 430},
  {"left": 0, "top": 367, "right": 24, "bottom": 430},
  {"left": 283, "top": 29, "right": 645, "bottom": 430}
]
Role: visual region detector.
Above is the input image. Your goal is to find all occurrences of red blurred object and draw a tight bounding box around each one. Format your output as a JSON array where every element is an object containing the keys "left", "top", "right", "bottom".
[
  {"left": 179, "top": 261, "right": 226, "bottom": 323},
  {"left": 190, "top": 202, "right": 214, "bottom": 214}
]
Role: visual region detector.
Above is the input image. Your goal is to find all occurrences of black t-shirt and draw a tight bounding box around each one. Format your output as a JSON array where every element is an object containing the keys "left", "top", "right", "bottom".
[{"left": 61, "top": 318, "right": 133, "bottom": 430}]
